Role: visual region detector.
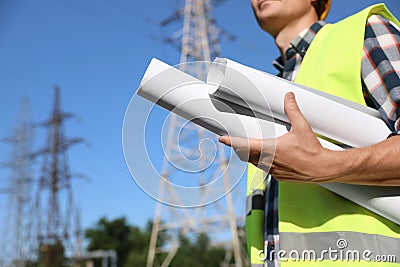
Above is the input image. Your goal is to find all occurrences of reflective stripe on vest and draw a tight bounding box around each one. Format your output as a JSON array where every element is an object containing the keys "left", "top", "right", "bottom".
[
  {"left": 279, "top": 4, "right": 400, "bottom": 266},
  {"left": 246, "top": 164, "right": 266, "bottom": 265},
  {"left": 280, "top": 232, "right": 400, "bottom": 263}
]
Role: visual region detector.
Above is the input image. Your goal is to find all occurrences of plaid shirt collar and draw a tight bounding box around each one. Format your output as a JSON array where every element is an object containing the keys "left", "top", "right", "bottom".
[{"left": 272, "top": 21, "right": 327, "bottom": 73}]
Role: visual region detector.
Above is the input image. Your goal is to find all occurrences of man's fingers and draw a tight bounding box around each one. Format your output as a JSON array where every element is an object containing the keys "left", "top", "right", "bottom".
[
  {"left": 284, "top": 92, "right": 313, "bottom": 134},
  {"left": 219, "top": 136, "right": 252, "bottom": 150},
  {"left": 220, "top": 135, "right": 273, "bottom": 155},
  {"left": 219, "top": 136, "right": 250, "bottom": 162},
  {"left": 218, "top": 136, "right": 232, "bottom": 146},
  {"left": 219, "top": 136, "right": 275, "bottom": 170},
  {"left": 219, "top": 136, "right": 262, "bottom": 152}
]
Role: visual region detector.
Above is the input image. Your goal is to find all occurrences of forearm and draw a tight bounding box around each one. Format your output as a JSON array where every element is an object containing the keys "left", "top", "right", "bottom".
[
  {"left": 322, "top": 135, "right": 400, "bottom": 186},
  {"left": 220, "top": 93, "right": 400, "bottom": 186}
]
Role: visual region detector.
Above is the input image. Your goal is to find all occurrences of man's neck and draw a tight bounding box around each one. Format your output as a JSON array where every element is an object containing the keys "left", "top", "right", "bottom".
[{"left": 275, "top": 15, "right": 319, "bottom": 60}]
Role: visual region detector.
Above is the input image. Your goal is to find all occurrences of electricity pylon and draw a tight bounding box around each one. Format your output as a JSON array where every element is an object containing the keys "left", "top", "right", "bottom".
[
  {"left": 35, "top": 87, "right": 83, "bottom": 265},
  {"left": 146, "top": 1, "right": 246, "bottom": 266},
  {"left": 1, "top": 99, "right": 35, "bottom": 267}
]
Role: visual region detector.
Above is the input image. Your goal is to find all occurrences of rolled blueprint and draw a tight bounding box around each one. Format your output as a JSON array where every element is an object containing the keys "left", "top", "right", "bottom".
[
  {"left": 273, "top": 125, "right": 400, "bottom": 225},
  {"left": 137, "top": 58, "right": 276, "bottom": 140},
  {"left": 321, "top": 183, "right": 400, "bottom": 225},
  {"left": 136, "top": 58, "right": 400, "bottom": 225},
  {"left": 207, "top": 57, "right": 399, "bottom": 225},
  {"left": 207, "top": 58, "right": 391, "bottom": 148}
]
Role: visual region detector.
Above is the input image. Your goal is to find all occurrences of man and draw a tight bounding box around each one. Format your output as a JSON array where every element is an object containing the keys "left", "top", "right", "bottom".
[{"left": 219, "top": 0, "right": 400, "bottom": 266}]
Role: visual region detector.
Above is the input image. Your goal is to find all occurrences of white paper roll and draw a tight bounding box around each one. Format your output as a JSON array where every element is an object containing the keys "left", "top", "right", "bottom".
[
  {"left": 207, "top": 58, "right": 391, "bottom": 148},
  {"left": 207, "top": 57, "right": 400, "bottom": 225},
  {"left": 137, "top": 58, "right": 276, "bottom": 140},
  {"left": 136, "top": 57, "right": 400, "bottom": 226}
]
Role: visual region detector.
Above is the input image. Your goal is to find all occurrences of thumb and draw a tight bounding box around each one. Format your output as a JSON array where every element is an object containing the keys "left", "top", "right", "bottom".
[{"left": 284, "top": 92, "right": 313, "bottom": 134}]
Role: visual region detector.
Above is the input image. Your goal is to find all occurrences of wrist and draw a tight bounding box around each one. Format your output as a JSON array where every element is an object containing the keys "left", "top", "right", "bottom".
[{"left": 326, "top": 148, "right": 368, "bottom": 183}]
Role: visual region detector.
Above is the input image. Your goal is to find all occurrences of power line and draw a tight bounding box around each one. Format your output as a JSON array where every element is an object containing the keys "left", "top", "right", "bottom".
[{"left": 59, "top": 0, "right": 151, "bottom": 37}]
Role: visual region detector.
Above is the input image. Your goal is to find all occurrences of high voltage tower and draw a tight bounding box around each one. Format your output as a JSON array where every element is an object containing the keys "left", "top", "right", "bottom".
[
  {"left": 35, "top": 87, "right": 83, "bottom": 265},
  {"left": 146, "top": 0, "right": 246, "bottom": 266},
  {"left": 1, "top": 99, "right": 36, "bottom": 267}
]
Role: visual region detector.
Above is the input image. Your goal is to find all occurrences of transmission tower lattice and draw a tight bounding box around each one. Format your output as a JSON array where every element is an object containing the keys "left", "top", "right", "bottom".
[
  {"left": 147, "top": 1, "right": 246, "bottom": 266},
  {"left": 1, "top": 99, "right": 35, "bottom": 267},
  {"left": 35, "top": 87, "right": 83, "bottom": 264}
]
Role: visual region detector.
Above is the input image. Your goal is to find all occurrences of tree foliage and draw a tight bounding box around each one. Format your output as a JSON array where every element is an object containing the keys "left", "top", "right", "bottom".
[
  {"left": 170, "top": 232, "right": 226, "bottom": 267},
  {"left": 85, "top": 217, "right": 137, "bottom": 266},
  {"left": 84, "top": 217, "right": 234, "bottom": 267}
]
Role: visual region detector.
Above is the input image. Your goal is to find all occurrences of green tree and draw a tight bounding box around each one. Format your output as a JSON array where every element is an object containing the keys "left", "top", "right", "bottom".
[
  {"left": 123, "top": 220, "right": 168, "bottom": 267},
  {"left": 85, "top": 217, "right": 161, "bottom": 267},
  {"left": 170, "top": 232, "right": 226, "bottom": 267},
  {"left": 85, "top": 217, "right": 133, "bottom": 266},
  {"left": 122, "top": 223, "right": 150, "bottom": 267},
  {"left": 85, "top": 217, "right": 232, "bottom": 267}
]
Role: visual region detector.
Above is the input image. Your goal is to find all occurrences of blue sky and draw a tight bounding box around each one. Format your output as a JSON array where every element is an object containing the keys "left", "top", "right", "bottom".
[{"left": 0, "top": 0, "right": 399, "bottom": 250}]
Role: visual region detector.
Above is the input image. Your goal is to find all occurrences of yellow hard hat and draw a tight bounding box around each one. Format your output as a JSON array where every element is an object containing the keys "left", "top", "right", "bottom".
[{"left": 320, "top": 0, "right": 331, "bottom": 20}]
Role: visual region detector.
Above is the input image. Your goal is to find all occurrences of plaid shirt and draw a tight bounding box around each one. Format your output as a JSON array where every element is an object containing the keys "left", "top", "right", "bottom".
[{"left": 265, "top": 15, "right": 400, "bottom": 266}]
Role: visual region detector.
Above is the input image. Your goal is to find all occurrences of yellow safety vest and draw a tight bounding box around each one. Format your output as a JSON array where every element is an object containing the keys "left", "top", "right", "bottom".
[{"left": 247, "top": 4, "right": 400, "bottom": 266}]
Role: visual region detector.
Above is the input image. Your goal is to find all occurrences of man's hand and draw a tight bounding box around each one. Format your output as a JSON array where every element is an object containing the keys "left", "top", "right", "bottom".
[
  {"left": 219, "top": 92, "right": 400, "bottom": 185},
  {"left": 219, "top": 92, "right": 344, "bottom": 183}
]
